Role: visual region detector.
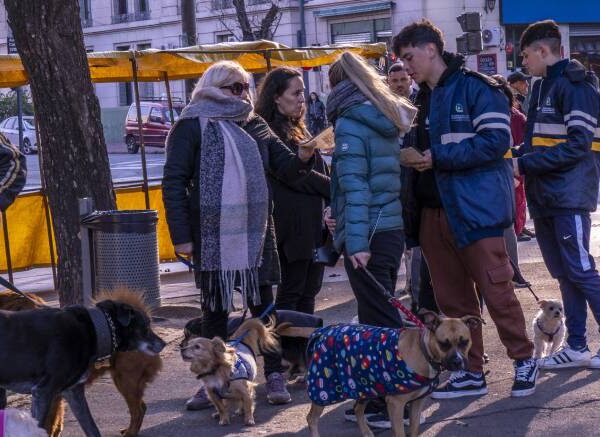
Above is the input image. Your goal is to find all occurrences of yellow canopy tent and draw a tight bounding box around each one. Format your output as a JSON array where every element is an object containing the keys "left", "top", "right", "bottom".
[{"left": 0, "top": 40, "right": 387, "bottom": 87}]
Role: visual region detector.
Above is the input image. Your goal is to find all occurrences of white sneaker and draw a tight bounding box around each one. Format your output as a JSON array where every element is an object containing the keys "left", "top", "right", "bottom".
[
  {"left": 541, "top": 346, "right": 591, "bottom": 369},
  {"left": 588, "top": 350, "right": 600, "bottom": 369}
]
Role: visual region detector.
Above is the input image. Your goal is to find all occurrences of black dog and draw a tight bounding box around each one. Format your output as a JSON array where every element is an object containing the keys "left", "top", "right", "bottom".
[{"left": 0, "top": 297, "right": 166, "bottom": 437}]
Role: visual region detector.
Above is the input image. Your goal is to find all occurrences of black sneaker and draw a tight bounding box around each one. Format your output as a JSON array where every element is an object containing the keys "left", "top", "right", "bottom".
[
  {"left": 344, "top": 400, "right": 382, "bottom": 423},
  {"left": 517, "top": 234, "right": 531, "bottom": 242},
  {"left": 366, "top": 411, "right": 391, "bottom": 429},
  {"left": 512, "top": 358, "right": 539, "bottom": 397},
  {"left": 431, "top": 370, "right": 488, "bottom": 399}
]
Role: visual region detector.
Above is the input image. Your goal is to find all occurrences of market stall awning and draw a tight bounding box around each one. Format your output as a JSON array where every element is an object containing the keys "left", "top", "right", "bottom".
[{"left": 0, "top": 40, "right": 387, "bottom": 88}]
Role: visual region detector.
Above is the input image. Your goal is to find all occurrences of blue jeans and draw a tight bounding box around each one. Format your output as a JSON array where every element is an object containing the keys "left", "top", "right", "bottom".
[{"left": 535, "top": 214, "right": 600, "bottom": 349}]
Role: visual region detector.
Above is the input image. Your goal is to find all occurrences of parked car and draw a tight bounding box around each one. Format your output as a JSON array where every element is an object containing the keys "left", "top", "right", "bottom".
[
  {"left": 124, "top": 99, "right": 184, "bottom": 154},
  {"left": 0, "top": 116, "right": 37, "bottom": 155}
]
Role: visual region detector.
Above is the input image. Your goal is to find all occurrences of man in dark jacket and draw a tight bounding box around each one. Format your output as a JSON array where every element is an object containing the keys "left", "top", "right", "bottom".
[
  {"left": 515, "top": 20, "right": 600, "bottom": 370},
  {"left": 0, "top": 132, "right": 26, "bottom": 211},
  {"left": 508, "top": 71, "right": 531, "bottom": 114},
  {"left": 394, "top": 19, "right": 537, "bottom": 399}
]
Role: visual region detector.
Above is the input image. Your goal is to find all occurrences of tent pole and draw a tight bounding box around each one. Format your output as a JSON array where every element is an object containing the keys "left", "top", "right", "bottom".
[
  {"left": 130, "top": 54, "right": 150, "bottom": 210},
  {"left": 163, "top": 72, "right": 175, "bottom": 124}
]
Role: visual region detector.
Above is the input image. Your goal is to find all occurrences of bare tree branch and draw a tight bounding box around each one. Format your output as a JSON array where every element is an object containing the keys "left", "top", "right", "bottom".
[{"left": 258, "top": 2, "right": 280, "bottom": 39}]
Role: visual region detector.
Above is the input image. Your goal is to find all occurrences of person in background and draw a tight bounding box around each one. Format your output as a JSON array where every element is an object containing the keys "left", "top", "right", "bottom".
[
  {"left": 514, "top": 20, "right": 600, "bottom": 370},
  {"left": 327, "top": 51, "right": 416, "bottom": 429},
  {"left": 163, "top": 60, "right": 319, "bottom": 409},
  {"left": 307, "top": 91, "right": 326, "bottom": 136},
  {"left": 508, "top": 71, "right": 531, "bottom": 115},
  {"left": 255, "top": 67, "right": 330, "bottom": 315},
  {"left": 394, "top": 19, "right": 538, "bottom": 400},
  {"left": 387, "top": 61, "right": 414, "bottom": 99}
]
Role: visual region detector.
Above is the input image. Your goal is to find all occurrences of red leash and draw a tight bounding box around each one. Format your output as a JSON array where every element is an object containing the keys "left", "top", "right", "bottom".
[{"left": 360, "top": 267, "right": 426, "bottom": 330}]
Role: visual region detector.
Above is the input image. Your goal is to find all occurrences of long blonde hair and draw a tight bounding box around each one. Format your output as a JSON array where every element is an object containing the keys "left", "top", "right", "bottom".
[{"left": 329, "top": 52, "right": 416, "bottom": 133}]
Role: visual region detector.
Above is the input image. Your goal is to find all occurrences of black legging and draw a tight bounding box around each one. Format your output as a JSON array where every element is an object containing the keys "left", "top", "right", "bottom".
[{"left": 200, "top": 285, "right": 283, "bottom": 376}]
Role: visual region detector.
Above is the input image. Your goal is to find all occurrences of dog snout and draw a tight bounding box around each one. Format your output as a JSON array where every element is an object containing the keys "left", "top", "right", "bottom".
[
  {"left": 445, "top": 352, "right": 467, "bottom": 371},
  {"left": 148, "top": 331, "right": 166, "bottom": 354},
  {"left": 554, "top": 311, "right": 561, "bottom": 317}
]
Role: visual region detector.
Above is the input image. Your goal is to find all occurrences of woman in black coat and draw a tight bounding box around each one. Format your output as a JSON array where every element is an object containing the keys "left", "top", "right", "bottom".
[
  {"left": 307, "top": 92, "right": 326, "bottom": 136},
  {"left": 162, "top": 61, "right": 321, "bottom": 406},
  {"left": 255, "top": 68, "right": 330, "bottom": 315}
]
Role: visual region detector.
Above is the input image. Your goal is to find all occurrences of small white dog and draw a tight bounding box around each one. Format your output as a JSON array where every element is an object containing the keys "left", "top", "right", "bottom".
[
  {"left": 1, "top": 408, "right": 47, "bottom": 437},
  {"left": 532, "top": 299, "right": 566, "bottom": 359}
]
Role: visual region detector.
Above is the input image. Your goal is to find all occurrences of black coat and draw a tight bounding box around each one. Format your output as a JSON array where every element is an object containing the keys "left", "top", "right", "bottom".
[
  {"left": 270, "top": 139, "right": 330, "bottom": 262},
  {"left": 163, "top": 115, "right": 317, "bottom": 287}
]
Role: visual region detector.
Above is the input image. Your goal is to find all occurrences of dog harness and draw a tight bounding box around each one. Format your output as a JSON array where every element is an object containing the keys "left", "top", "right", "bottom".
[
  {"left": 306, "top": 324, "right": 432, "bottom": 406},
  {"left": 229, "top": 342, "right": 256, "bottom": 382},
  {"left": 536, "top": 319, "right": 563, "bottom": 342}
]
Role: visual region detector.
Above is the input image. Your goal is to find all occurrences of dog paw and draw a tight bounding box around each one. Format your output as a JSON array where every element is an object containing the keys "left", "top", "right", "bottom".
[
  {"left": 244, "top": 419, "right": 256, "bottom": 426},
  {"left": 219, "top": 418, "right": 230, "bottom": 426}
]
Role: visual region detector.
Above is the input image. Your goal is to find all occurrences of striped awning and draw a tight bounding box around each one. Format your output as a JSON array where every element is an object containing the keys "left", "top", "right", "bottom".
[{"left": 314, "top": 1, "right": 393, "bottom": 18}]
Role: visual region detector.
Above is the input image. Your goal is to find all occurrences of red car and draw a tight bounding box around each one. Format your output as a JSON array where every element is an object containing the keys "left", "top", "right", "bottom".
[{"left": 124, "top": 100, "right": 184, "bottom": 154}]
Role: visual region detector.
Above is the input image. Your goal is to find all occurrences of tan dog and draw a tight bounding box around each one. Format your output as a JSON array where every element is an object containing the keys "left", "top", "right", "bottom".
[
  {"left": 180, "top": 317, "right": 279, "bottom": 426},
  {"left": 306, "top": 312, "right": 481, "bottom": 437},
  {"left": 532, "top": 299, "right": 565, "bottom": 359}
]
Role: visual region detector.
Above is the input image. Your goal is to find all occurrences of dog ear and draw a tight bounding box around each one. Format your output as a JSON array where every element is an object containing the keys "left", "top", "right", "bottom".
[
  {"left": 461, "top": 315, "right": 484, "bottom": 330},
  {"left": 419, "top": 310, "right": 441, "bottom": 331},
  {"left": 538, "top": 300, "right": 548, "bottom": 308},
  {"left": 211, "top": 337, "right": 226, "bottom": 354},
  {"left": 116, "top": 303, "right": 134, "bottom": 327}
]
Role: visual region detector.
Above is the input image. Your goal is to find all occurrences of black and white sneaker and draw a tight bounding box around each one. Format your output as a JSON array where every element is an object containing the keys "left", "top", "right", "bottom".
[
  {"left": 512, "top": 358, "right": 539, "bottom": 397},
  {"left": 343, "top": 400, "right": 382, "bottom": 423},
  {"left": 540, "top": 346, "right": 591, "bottom": 369},
  {"left": 431, "top": 370, "right": 488, "bottom": 399},
  {"left": 366, "top": 411, "right": 391, "bottom": 429}
]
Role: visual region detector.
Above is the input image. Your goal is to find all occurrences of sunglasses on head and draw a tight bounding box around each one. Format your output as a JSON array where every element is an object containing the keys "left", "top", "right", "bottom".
[{"left": 220, "top": 82, "right": 250, "bottom": 96}]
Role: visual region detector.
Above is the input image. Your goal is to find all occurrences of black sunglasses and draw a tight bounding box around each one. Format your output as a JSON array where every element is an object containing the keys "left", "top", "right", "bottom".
[{"left": 220, "top": 82, "right": 250, "bottom": 96}]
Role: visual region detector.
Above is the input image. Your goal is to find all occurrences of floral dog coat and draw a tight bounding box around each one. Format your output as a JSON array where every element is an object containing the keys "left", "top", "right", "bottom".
[{"left": 306, "top": 324, "right": 432, "bottom": 406}]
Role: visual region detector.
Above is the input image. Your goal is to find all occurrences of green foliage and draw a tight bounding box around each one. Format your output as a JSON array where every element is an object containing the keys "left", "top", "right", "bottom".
[{"left": 0, "top": 89, "right": 34, "bottom": 122}]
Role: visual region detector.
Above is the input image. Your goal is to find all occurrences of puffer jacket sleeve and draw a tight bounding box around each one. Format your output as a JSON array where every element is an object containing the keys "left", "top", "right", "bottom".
[
  {"left": 162, "top": 119, "right": 199, "bottom": 246},
  {"left": 335, "top": 127, "right": 370, "bottom": 256},
  {"left": 431, "top": 83, "right": 511, "bottom": 170},
  {"left": 518, "top": 81, "right": 599, "bottom": 176},
  {"left": 0, "top": 133, "right": 26, "bottom": 211}
]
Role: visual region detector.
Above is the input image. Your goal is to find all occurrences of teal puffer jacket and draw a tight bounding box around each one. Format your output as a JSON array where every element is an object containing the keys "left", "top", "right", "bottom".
[{"left": 331, "top": 102, "right": 403, "bottom": 255}]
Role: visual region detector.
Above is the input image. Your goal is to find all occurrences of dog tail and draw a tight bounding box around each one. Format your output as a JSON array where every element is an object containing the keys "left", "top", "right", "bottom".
[{"left": 231, "top": 316, "right": 280, "bottom": 356}]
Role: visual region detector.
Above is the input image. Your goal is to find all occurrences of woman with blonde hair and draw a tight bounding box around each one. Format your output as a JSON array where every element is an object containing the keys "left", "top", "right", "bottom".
[
  {"left": 163, "top": 60, "right": 319, "bottom": 408},
  {"left": 326, "top": 52, "right": 416, "bottom": 427}
]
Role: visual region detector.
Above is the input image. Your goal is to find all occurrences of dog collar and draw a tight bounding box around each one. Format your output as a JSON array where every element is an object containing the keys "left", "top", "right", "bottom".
[
  {"left": 195, "top": 365, "right": 218, "bottom": 379},
  {"left": 536, "top": 319, "right": 563, "bottom": 342},
  {"left": 88, "top": 307, "right": 118, "bottom": 362},
  {"left": 420, "top": 330, "right": 443, "bottom": 373}
]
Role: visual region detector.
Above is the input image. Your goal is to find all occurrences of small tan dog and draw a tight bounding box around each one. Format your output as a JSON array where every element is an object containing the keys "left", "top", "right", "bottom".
[
  {"left": 180, "top": 317, "right": 279, "bottom": 426},
  {"left": 532, "top": 299, "right": 565, "bottom": 359},
  {"left": 306, "top": 312, "right": 480, "bottom": 437}
]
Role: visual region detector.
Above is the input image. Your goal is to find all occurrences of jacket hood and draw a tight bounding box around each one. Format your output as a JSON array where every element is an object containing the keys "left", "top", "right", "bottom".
[{"left": 341, "top": 103, "right": 399, "bottom": 138}]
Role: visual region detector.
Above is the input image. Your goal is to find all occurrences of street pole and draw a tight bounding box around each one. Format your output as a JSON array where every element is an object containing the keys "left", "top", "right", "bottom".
[
  {"left": 16, "top": 87, "right": 23, "bottom": 152},
  {"left": 298, "top": 0, "right": 309, "bottom": 100},
  {"left": 181, "top": 0, "right": 197, "bottom": 102}
]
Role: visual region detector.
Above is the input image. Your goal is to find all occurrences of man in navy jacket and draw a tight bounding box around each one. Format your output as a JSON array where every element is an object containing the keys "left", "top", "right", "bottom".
[
  {"left": 515, "top": 20, "right": 600, "bottom": 370},
  {"left": 394, "top": 19, "right": 537, "bottom": 399}
]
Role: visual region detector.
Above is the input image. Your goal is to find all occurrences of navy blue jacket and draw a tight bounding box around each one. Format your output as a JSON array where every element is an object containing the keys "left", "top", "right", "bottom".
[
  {"left": 427, "top": 66, "right": 514, "bottom": 248},
  {"left": 518, "top": 59, "right": 600, "bottom": 218}
]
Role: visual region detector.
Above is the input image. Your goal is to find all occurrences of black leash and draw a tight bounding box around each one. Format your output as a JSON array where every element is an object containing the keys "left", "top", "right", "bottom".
[
  {"left": 0, "top": 275, "right": 52, "bottom": 309},
  {"left": 509, "top": 259, "right": 540, "bottom": 302}
]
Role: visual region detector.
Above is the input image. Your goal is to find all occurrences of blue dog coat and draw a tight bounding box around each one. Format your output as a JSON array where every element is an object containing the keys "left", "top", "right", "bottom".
[{"left": 306, "top": 324, "right": 432, "bottom": 406}]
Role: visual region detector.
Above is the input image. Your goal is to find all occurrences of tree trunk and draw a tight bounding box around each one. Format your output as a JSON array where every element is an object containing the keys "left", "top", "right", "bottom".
[
  {"left": 181, "top": 0, "right": 197, "bottom": 100},
  {"left": 4, "top": 0, "right": 116, "bottom": 306}
]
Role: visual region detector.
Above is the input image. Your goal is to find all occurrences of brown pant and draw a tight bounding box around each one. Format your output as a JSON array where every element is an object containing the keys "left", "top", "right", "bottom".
[{"left": 419, "top": 208, "right": 533, "bottom": 372}]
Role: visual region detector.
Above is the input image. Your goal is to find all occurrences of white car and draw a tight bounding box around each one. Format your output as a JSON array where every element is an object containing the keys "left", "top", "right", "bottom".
[{"left": 0, "top": 116, "right": 38, "bottom": 155}]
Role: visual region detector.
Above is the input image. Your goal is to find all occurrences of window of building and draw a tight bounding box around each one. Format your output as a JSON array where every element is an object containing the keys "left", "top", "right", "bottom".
[
  {"left": 215, "top": 33, "right": 235, "bottom": 43},
  {"left": 211, "top": 0, "right": 233, "bottom": 10},
  {"left": 570, "top": 25, "right": 600, "bottom": 76},
  {"left": 504, "top": 25, "right": 528, "bottom": 72},
  {"left": 135, "top": 0, "right": 151, "bottom": 20},
  {"left": 79, "top": 0, "right": 92, "bottom": 27},
  {"left": 113, "top": 0, "right": 128, "bottom": 23},
  {"left": 330, "top": 18, "right": 391, "bottom": 45}
]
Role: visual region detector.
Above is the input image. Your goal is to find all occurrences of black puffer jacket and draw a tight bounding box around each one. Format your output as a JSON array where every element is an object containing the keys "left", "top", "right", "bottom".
[
  {"left": 163, "top": 115, "right": 316, "bottom": 286},
  {"left": 0, "top": 133, "right": 26, "bottom": 211}
]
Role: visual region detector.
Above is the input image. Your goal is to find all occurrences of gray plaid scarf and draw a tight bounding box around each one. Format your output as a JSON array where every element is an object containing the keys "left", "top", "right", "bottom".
[{"left": 174, "top": 87, "right": 268, "bottom": 311}]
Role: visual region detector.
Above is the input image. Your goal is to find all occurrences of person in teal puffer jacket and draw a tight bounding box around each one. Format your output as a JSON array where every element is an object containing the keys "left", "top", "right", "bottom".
[
  {"left": 325, "top": 51, "right": 416, "bottom": 428},
  {"left": 326, "top": 52, "right": 416, "bottom": 327}
]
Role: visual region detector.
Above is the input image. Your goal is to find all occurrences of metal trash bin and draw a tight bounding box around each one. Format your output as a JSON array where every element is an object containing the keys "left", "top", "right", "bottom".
[{"left": 81, "top": 210, "right": 160, "bottom": 308}]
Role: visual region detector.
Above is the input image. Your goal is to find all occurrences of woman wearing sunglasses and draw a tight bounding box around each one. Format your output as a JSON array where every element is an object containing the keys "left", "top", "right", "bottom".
[
  {"left": 162, "top": 60, "right": 318, "bottom": 408},
  {"left": 255, "top": 67, "right": 330, "bottom": 316}
]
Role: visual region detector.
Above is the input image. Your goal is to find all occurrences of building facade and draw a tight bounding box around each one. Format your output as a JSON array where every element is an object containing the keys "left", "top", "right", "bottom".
[{"left": 0, "top": 0, "right": 598, "bottom": 109}]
